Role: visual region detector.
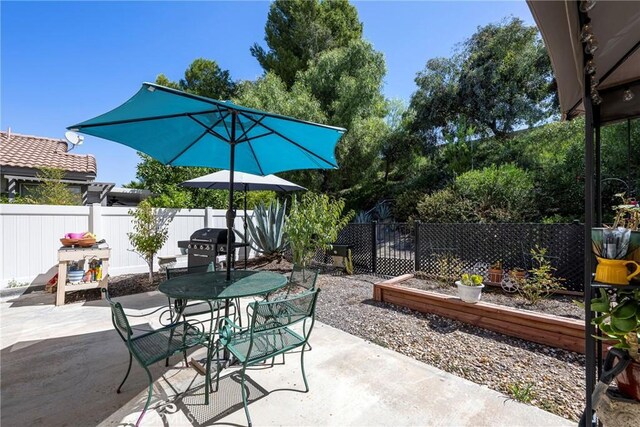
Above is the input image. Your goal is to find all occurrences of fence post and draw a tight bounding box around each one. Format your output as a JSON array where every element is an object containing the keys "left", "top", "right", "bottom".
[
  {"left": 371, "top": 221, "right": 377, "bottom": 273},
  {"left": 89, "top": 203, "right": 102, "bottom": 237},
  {"left": 204, "top": 206, "right": 212, "bottom": 228},
  {"left": 414, "top": 220, "right": 421, "bottom": 272}
]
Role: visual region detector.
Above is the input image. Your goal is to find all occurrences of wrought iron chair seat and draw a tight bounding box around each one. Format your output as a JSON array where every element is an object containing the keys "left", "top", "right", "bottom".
[
  {"left": 129, "top": 324, "right": 204, "bottom": 365},
  {"left": 223, "top": 324, "right": 306, "bottom": 364}
]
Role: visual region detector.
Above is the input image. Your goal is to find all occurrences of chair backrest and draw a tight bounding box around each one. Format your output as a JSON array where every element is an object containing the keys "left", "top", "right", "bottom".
[
  {"left": 289, "top": 264, "right": 319, "bottom": 291},
  {"left": 102, "top": 288, "right": 133, "bottom": 341},
  {"left": 165, "top": 263, "right": 214, "bottom": 280},
  {"left": 250, "top": 289, "right": 320, "bottom": 335}
]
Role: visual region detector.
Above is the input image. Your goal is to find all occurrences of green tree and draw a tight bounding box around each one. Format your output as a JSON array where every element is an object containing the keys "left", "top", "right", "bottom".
[
  {"left": 410, "top": 18, "right": 555, "bottom": 141},
  {"left": 251, "top": 0, "right": 362, "bottom": 88},
  {"left": 23, "top": 168, "right": 82, "bottom": 205},
  {"left": 300, "top": 39, "right": 386, "bottom": 128},
  {"left": 127, "top": 200, "right": 173, "bottom": 283},
  {"left": 156, "top": 58, "right": 236, "bottom": 99},
  {"left": 234, "top": 72, "right": 326, "bottom": 123},
  {"left": 285, "top": 192, "right": 354, "bottom": 267}
]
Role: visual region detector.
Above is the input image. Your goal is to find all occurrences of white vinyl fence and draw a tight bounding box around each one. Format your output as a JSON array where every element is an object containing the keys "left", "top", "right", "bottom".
[{"left": 0, "top": 204, "right": 253, "bottom": 288}]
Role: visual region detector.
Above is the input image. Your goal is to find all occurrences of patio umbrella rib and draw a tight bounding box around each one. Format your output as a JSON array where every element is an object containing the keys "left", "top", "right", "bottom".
[
  {"left": 166, "top": 113, "right": 230, "bottom": 165},
  {"left": 187, "top": 114, "right": 231, "bottom": 143},
  {"left": 236, "top": 118, "right": 266, "bottom": 176},
  {"left": 238, "top": 111, "right": 338, "bottom": 169},
  {"left": 235, "top": 131, "right": 274, "bottom": 144},
  {"left": 70, "top": 110, "right": 220, "bottom": 129},
  {"left": 235, "top": 115, "right": 266, "bottom": 142}
]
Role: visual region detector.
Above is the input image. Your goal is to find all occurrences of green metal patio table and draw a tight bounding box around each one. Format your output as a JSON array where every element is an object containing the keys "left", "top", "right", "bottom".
[{"left": 158, "top": 270, "right": 288, "bottom": 403}]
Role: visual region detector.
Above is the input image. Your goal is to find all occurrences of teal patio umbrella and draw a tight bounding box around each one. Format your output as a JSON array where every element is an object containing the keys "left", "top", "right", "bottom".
[{"left": 68, "top": 83, "right": 345, "bottom": 279}]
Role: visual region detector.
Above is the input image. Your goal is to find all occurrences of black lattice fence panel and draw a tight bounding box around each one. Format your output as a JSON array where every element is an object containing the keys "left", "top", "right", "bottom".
[
  {"left": 311, "top": 223, "right": 374, "bottom": 273},
  {"left": 417, "top": 223, "right": 584, "bottom": 291},
  {"left": 376, "top": 222, "right": 415, "bottom": 275}
]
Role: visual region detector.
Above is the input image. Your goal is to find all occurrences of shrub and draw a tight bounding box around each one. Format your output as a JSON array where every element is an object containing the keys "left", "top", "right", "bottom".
[
  {"left": 416, "top": 188, "right": 475, "bottom": 223},
  {"left": 285, "top": 193, "right": 354, "bottom": 268},
  {"left": 516, "top": 246, "right": 564, "bottom": 304},
  {"left": 21, "top": 168, "right": 82, "bottom": 205},
  {"left": 127, "top": 200, "right": 174, "bottom": 283},
  {"left": 454, "top": 164, "right": 535, "bottom": 222}
]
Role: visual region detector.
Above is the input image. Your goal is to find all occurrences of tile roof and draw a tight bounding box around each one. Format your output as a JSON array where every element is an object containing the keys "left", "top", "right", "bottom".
[{"left": 0, "top": 131, "right": 97, "bottom": 175}]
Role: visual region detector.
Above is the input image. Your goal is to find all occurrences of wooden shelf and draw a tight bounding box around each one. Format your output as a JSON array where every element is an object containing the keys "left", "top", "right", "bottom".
[
  {"left": 64, "top": 281, "right": 106, "bottom": 291},
  {"left": 56, "top": 247, "right": 110, "bottom": 306}
]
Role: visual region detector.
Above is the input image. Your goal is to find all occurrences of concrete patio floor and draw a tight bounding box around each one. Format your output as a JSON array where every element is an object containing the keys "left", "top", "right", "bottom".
[{"left": 1, "top": 290, "right": 574, "bottom": 426}]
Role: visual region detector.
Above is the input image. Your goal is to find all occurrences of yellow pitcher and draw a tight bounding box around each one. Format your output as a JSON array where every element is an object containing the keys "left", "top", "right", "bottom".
[{"left": 595, "top": 257, "right": 640, "bottom": 285}]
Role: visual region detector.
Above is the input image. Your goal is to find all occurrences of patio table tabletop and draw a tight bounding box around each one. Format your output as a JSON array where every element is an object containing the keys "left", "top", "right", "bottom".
[{"left": 158, "top": 270, "right": 287, "bottom": 301}]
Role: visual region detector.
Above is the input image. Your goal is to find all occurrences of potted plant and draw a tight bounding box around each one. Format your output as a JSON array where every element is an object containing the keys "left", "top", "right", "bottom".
[
  {"left": 488, "top": 261, "right": 503, "bottom": 283},
  {"left": 455, "top": 273, "right": 485, "bottom": 304},
  {"left": 592, "top": 193, "right": 640, "bottom": 285},
  {"left": 510, "top": 267, "right": 526, "bottom": 281},
  {"left": 591, "top": 288, "right": 640, "bottom": 401}
]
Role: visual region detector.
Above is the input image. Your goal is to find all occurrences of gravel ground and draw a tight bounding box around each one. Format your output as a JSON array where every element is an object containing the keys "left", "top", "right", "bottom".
[
  {"left": 65, "top": 261, "right": 585, "bottom": 421},
  {"left": 403, "top": 277, "right": 585, "bottom": 320},
  {"left": 315, "top": 273, "right": 585, "bottom": 422}
]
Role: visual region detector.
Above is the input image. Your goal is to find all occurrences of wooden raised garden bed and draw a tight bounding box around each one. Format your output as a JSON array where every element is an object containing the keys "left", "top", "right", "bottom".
[{"left": 373, "top": 274, "right": 584, "bottom": 354}]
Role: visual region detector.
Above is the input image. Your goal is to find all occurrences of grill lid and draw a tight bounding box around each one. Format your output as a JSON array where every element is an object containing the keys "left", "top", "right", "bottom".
[{"left": 189, "top": 228, "right": 234, "bottom": 244}]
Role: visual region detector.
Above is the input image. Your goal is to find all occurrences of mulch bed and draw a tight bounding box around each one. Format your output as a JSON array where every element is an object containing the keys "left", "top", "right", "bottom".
[
  {"left": 402, "top": 277, "right": 585, "bottom": 320},
  {"left": 63, "top": 259, "right": 584, "bottom": 421}
]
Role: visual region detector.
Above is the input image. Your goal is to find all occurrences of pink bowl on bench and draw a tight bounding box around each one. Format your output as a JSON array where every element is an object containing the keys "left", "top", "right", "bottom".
[{"left": 65, "top": 232, "right": 86, "bottom": 239}]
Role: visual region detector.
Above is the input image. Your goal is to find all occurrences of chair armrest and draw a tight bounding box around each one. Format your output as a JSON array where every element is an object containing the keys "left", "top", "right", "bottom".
[{"left": 218, "top": 316, "right": 246, "bottom": 346}]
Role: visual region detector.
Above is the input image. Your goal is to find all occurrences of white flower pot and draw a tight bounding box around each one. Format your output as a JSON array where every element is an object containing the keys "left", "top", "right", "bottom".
[{"left": 455, "top": 280, "right": 485, "bottom": 303}]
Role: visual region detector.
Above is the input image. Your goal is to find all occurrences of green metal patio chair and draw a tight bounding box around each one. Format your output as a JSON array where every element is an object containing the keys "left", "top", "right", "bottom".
[
  {"left": 265, "top": 264, "right": 319, "bottom": 301},
  {"left": 215, "top": 289, "right": 321, "bottom": 427},
  {"left": 103, "top": 288, "right": 206, "bottom": 427}
]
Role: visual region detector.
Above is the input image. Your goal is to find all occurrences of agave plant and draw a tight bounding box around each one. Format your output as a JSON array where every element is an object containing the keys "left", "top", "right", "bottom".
[
  {"left": 236, "top": 199, "right": 288, "bottom": 259},
  {"left": 353, "top": 210, "right": 372, "bottom": 224},
  {"left": 375, "top": 202, "right": 392, "bottom": 222}
]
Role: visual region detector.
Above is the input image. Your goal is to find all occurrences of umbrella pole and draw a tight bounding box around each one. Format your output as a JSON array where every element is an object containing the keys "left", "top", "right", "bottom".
[
  {"left": 244, "top": 184, "right": 248, "bottom": 269},
  {"left": 226, "top": 112, "right": 237, "bottom": 281}
]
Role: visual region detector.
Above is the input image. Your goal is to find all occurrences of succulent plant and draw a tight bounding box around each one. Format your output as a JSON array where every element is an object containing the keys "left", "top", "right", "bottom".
[
  {"left": 460, "top": 273, "right": 483, "bottom": 286},
  {"left": 236, "top": 199, "right": 288, "bottom": 259},
  {"left": 590, "top": 288, "right": 640, "bottom": 362},
  {"left": 375, "top": 202, "right": 392, "bottom": 222},
  {"left": 353, "top": 210, "right": 372, "bottom": 223}
]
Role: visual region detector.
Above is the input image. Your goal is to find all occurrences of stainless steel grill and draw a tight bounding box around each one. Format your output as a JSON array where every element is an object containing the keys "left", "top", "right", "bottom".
[{"left": 178, "top": 228, "right": 234, "bottom": 268}]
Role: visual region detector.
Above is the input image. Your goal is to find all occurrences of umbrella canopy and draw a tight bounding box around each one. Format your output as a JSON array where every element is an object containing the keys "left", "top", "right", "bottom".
[
  {"left": 68, "top": 83, "right": 345, "bottom": 174},
  {"left": 181, "top": 170, "right": 305, "bottom": 192},
  {"left": 68, "top": 83, "right": 345, "bottom": 279},
  {"left": 527, "top": 1, "right": 640, "bottom": 123}
]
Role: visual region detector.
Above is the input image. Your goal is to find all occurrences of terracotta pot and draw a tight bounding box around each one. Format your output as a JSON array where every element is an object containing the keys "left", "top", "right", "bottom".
[
  {"left": 617, "top": 358, "right": 640, "bottom": 402},
  {"left": 511, "top": 270, "right": 526, "bottom": 280},
  {"left": 488, "top": 268, "right": 503, "bottom": 283}
]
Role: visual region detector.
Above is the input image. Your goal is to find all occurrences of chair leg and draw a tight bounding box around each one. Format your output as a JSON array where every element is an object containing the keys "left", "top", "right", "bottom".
[
  {"left": 136, "top": 366, "right": 154, "bottom": 427},
  {"left": 117, "top": 353, "right": 133, "bottom": 393},
  {"left": 300, "top": 346, "right": 309, "bottom": 393},
  {"left": 240, "top": 366, "right": 253, "bottom": 427},
  {"left": 183, "top": 350, "right": 189, "bottom": 367},
  {"left": 235, "top": 298, "right": 243, "bottom": 327}
]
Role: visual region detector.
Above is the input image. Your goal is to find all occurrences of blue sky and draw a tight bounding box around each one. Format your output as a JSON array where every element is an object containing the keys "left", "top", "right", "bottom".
[{"left": 1, "top": 1, "right": 534, "bottom": 185}]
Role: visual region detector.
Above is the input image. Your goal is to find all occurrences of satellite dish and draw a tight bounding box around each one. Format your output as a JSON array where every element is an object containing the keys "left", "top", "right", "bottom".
[{"left": 65, "top": 131, "right": 84, "bottom": 146}]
